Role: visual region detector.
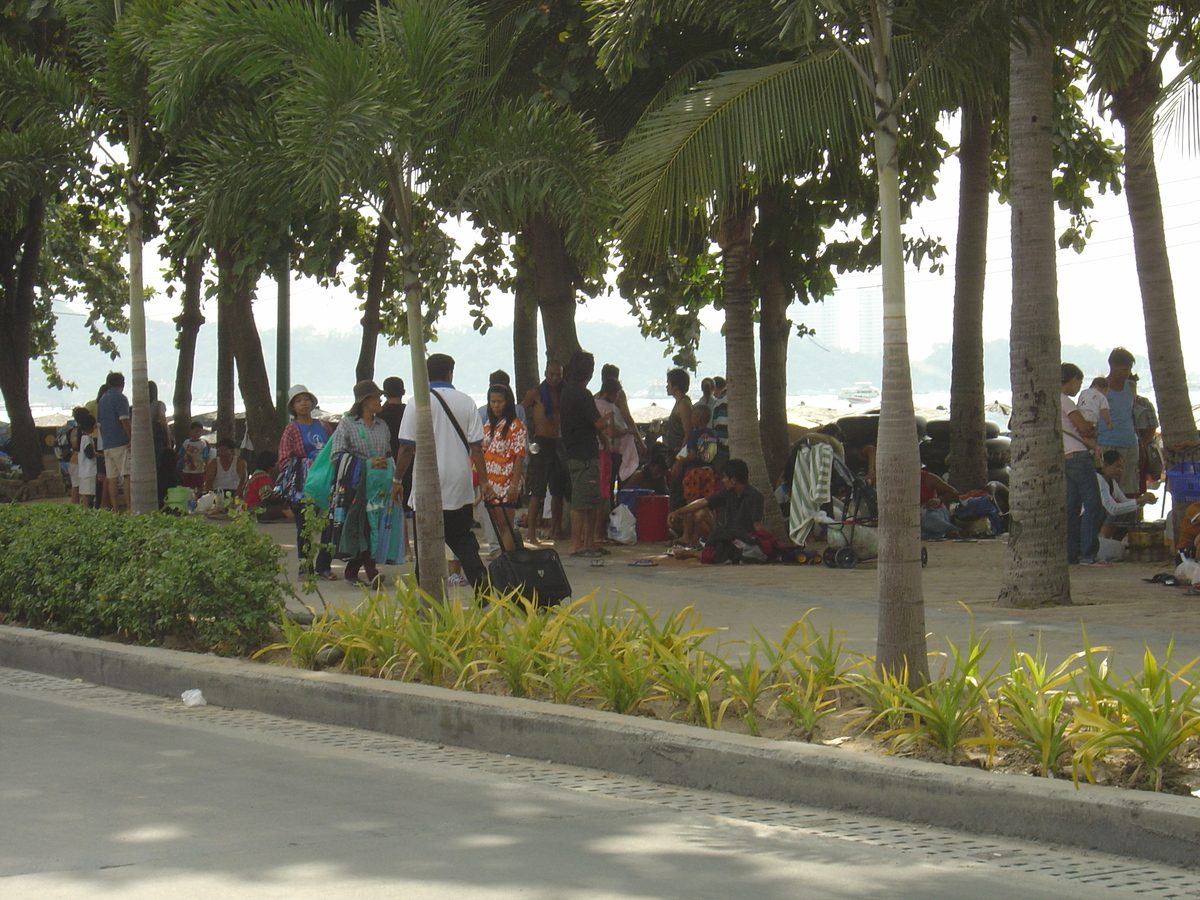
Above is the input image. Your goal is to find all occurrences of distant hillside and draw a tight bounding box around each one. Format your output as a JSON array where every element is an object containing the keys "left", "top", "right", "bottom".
[{"left": 28, "top": 312, "right": 1123, "bottom": 410}]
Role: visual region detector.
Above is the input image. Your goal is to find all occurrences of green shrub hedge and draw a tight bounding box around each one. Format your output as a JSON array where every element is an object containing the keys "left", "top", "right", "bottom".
[{"left": 0, "top": 504, "right": 286, "bottom": 654}]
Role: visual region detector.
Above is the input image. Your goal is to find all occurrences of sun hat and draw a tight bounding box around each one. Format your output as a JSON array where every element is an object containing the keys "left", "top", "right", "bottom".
[
  {"left": 287, "top": 384, "right": 318, "bottom": 412},
  {"left": 353, "top": 379, "right": 384, "bottom": 402}
]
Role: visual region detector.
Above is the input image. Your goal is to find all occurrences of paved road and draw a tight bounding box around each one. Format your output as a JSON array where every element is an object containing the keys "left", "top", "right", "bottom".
[{"left": 3, "top": 671, "right": 1198, "bottom": 899}]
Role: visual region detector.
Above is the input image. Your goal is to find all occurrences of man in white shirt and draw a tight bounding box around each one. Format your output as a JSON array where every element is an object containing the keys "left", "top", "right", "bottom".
[
  {"left": 1061, "top": 363, "right": 1105, "bottom": 566},
  {"left": 393, "top": 354, "right": 489, "bottom": 590}
]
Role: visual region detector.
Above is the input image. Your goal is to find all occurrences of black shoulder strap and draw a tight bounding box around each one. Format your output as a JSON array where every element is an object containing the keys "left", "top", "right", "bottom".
[{"left": 431, "top": 388, "right": 471, "bottom": 453}]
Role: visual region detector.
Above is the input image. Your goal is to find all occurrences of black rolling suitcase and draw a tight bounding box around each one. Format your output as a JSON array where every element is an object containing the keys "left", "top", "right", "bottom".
[{"left": 486, "top": 504, "right": 571, "bottom": 607}]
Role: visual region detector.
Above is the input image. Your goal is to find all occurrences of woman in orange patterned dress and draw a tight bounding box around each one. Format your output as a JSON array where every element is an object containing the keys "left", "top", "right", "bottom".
[{"left": 483, "top": 384, "right": 528, "bottom": 550}]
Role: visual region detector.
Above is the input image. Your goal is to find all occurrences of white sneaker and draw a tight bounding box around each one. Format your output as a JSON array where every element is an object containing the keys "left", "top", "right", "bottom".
[
  {"left": 1079, "top": 559, "right": 1111, "bottom": 567},
  {"left": 446, "top": 573, "right": 469, "bottom": 587}
]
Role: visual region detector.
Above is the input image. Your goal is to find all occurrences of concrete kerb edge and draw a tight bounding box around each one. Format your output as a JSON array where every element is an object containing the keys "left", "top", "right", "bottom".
[{"left": 2, "top": 624, "right": 1198, "bottom": 868}]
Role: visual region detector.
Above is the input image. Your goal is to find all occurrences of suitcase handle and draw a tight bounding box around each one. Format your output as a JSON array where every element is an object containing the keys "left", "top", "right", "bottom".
[{"left": 485, "top": 499, "right": 525, "bottom": 553}]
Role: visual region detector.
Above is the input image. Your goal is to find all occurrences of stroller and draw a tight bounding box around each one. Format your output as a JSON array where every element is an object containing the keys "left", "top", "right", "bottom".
[{"left": 784, "top": 438, "right": 925, "bottom": 570}]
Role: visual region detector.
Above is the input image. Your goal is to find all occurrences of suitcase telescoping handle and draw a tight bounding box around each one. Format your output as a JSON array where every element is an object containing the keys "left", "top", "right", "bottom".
[{"left": 485, "top": 498, "right": 525, "bottom": 553}]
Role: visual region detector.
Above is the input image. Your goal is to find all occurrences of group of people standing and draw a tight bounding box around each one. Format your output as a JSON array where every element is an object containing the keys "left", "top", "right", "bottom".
[{"left": 1061, "top": 348, "right": 1160, "bottom": 566}]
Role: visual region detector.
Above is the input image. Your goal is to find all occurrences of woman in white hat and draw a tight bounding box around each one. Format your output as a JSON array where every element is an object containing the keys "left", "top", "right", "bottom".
[{"left": 277, "top": 384, "right": 337, "bottom": 580}]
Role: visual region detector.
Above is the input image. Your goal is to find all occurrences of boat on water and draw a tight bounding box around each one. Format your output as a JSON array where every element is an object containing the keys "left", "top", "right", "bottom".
[{"left": 838, "top": 382, "right": 880, "bottom": 404}]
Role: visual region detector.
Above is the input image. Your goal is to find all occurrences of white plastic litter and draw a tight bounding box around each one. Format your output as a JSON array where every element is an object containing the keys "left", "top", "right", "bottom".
[{"left": 180, "top": 689, "right": 207, "bottom": 707}]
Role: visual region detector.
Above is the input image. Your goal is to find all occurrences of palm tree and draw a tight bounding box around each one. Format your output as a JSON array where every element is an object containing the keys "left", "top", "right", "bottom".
[
  {"left": 0, "top": 45, "right": 93, "bottom": 476},
  {"left": 445, "top": 97, "right": 614, "bottom": 374},
  {"left": 1083, "top": 1, "right": 1199, "bottom": 462},
  {"left": 999, "top": 16, "right": 1071, "bottom": 608},
  {"left": 593, "top": 0, "right": 993, "bottom": 681},
  {"left": 62, "top": 0, "right": 165, "bottom": 513},
  {"left": 157, "top": 0, "right": 505, "bottom": 593}
]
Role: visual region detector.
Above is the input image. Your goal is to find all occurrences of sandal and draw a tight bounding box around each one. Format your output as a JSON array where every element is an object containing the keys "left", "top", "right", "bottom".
[
  {"left": 316, "top": 570, "right": 339, "bottom": 582},
  {"left": 570, "top": 549, "right": 603, "bottom": 558},
  {"left": 629, "top": 558, "right": 658, "bottom": 567}
]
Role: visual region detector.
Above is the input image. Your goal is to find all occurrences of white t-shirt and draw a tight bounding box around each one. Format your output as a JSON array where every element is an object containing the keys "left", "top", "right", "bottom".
[
  {"left": 77, "top": 433, "right": 97, "bottom": 486},
  {"left": 398, "top": 384, "right": 484, "bottom": 511},
  {"left": 1061, "top": 393, "right": 1090, "bottom": 455},
  {"left": 1076, "top": 387, "right": 1109, "bottom": 425}
]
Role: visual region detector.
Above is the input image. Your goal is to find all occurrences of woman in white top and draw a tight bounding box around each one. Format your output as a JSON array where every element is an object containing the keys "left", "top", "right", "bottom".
[{"left": 1096, "top": 449, "right": 1152, "bottom": 537}]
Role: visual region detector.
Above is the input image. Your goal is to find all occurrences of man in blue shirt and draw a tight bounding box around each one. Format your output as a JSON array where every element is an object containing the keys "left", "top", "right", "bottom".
[
  {"left": 1095, "top": 347, "right": 1140, "bottom": 498},
  {"left": 97, "top": 371, "right": 130, "bottom": 511}
]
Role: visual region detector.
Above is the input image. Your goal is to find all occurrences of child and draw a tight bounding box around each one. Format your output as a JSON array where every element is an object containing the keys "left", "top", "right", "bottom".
[
  {"left": 1077, "top": 376, "right": 1113, "bottom": 430},
  {"left": 178, "top": 421, "right": 209, "bottom": 490},
  {"left": 244, "top": 451, "right": 290, "bottom": 521},
  {"left": 74, "top": 409, "right": 98, "bottom": 507}
]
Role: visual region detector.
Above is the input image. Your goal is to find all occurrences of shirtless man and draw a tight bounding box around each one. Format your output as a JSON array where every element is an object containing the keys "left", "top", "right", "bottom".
[{"left": 520, "top": 360, "right": 568, "bottom": 542}]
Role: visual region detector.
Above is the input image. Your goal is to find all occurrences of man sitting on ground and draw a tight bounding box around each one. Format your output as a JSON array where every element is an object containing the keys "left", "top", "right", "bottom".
[{"left": 668, "top": 458, "right": 765, "bottom": 563}]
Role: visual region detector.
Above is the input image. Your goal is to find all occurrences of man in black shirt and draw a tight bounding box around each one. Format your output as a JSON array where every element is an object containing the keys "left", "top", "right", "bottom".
[
  {"left": 559, "top": 350, "right": 613, "bottom": 557},
  {"left": 668, "top": 458, "right": 765, "bottom": 562}
]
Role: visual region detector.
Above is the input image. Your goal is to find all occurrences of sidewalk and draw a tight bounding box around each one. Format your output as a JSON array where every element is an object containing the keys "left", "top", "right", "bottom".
[{"left": 268, "top": 521, "right": 1200, "bottom": 672}]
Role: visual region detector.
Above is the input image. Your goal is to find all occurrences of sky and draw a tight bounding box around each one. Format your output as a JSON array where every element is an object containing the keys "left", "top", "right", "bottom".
[{"left": 55, "top": 114, "right": 1200, "bottom": 389}]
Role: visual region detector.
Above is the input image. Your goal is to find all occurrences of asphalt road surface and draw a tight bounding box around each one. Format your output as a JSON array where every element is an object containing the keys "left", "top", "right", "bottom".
[{"left": 2, "top": 669, "right": 1198, "bottom": 900}]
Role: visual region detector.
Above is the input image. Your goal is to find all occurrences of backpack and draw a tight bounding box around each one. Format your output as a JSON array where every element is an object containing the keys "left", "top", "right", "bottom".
[{"left": 53, "top": 424, "right": 75, "bottom": 463}]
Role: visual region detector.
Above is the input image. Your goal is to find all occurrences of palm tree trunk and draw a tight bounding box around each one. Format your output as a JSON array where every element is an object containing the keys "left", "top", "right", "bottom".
[
  {"left": 1112, "top": 56, "right": 1198, "bottom": 464},
  {"left": 756, "top": 190, "right": 792, "bottom": 484},
  {"left": 717, "top": 199, "right": 786, "bottom": 538},
  {"left": 215, "top": 248, "right": 236, "bottom": 443},
  {"left": 512, "top": 235, "right": 539, "bottom": 400},
  {"left": 172, "top": 252, "right": 206, "bottom": 447},
  {"left": 356, "top": 211, "right": 392, "bottom": 383},
  {"left": 526, "top": 214, "right": 581, "bottom": 365},
  {"left": 125, "top": 123, "right": 157, "bottom": 515},
  {"left": 999, "top": 22, "right": 1070, "bottom": 608},
  {"left": 0, "top": 195, "right": 45, "bottom": 477},
  {"left": 948, "top": 100, "right": 991, "bottom": 492},
  {"left": 871, "top": 41, "right": 929, "bottom": 684},
  {"left": 230, "top": 274, "right": 282, "bottom": 460},
  {"left": 391, "top": 183, "right": 448, "bottom": 595}
]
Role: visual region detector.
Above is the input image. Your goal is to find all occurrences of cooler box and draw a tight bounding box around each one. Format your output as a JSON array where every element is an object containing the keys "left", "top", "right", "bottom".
[
  {"left": 616, "top": 487, "right": 653, "bottom": 513},
  {"left": 636, "top": 494, "right": 670, "bottom": 542},
  {"left": 1167, "top": 461, "right": 1200, "bottom": 506}
]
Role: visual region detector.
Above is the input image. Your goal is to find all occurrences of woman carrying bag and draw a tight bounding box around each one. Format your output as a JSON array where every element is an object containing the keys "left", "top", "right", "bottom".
[
  {"left": 327, "top": 380, "right": 400, "bottom": 585},
  {"left": 276, "top": 384, "right": 337, "bottom": 580}
]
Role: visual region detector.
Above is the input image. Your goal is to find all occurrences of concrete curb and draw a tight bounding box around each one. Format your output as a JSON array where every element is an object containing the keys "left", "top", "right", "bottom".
[{"left": 2, "top": 624, "right": 1198, "bottom": 867}]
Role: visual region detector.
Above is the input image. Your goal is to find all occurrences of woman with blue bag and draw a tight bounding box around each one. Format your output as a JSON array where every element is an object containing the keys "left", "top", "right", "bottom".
[
  {"left": 276, "top": 384, "right": 337, "bottom": 580},
  {"left": 326, "top": 380, "right": 402, "bottom": 586}
]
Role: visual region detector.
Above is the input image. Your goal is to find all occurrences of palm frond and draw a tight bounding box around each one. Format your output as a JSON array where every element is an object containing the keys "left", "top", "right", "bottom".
[
  {"left": 1154, "top": 60, "right": 1200, "bottom": 156},
  {"left": 450, "top": 98, "right": 613, "bottom": 265},
  {"left": 613, "top": 51, "right": 868, "bottom": 258}
]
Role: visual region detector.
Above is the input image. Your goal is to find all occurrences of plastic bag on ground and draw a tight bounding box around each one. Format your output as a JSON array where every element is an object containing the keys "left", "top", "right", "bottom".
[{"left": 608, "top": 504, "right": 637, "bottom": 545}]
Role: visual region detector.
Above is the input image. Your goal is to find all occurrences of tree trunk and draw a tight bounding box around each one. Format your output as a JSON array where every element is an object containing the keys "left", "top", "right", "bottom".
[
  {"left": 1111, "top": 55, "right": 1198, "bottom": 464},
  {"left": 871, "top": 33, "right": 929, "bottom": 685},
  {"left": 948, "top": 100, "right": 991, "bottom": 492},
  {"left": 390, "top": 185, "right": 448, "bottom": 595},
  {"left": 1000, "top": 23, "right": 1071, "bottom": 608},
  {"left": 356, "top": 213, "right": 391, "bottom": 383},
  {"left": 229, "top": 272, "right": 282, "bottom": 459},
  {"left": 512, "top": 234, "right": 539, "bottom": 399},
  {"left": 125, "top": 125, "right": 157, "bottom": 515},
  {"left": 0, "top": 195, "right": 45, "bottom": 476},
  {"left": 717, "top": 198, "right": 786, "bottom": 539},
  {"left": 215, "top": 248, "right": 236, "bottom": 443},
  {"left": 756, "top": 191, "right": 792, "bottom": 484},
  {"left": 526, "top": 214, "right": 580, "bottom": 365},
  {"left": 172, "top": 252, "right": 206, "bottom": 447},
  {"left": 275, "top": 247, "right": 290, "bottom": 422}
]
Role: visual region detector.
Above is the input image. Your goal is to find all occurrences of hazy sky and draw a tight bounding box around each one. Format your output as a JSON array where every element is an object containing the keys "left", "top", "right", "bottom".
[{"left": 71, "top": 116, "right": 1200, "bottom": 378}]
